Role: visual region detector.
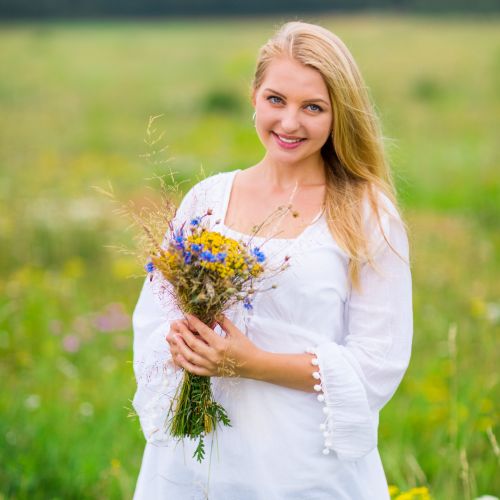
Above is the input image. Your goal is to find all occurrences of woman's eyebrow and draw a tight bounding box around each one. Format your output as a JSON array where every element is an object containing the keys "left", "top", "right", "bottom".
[{"left": 263, "top": 88, "right": 329, "bottom": 105}]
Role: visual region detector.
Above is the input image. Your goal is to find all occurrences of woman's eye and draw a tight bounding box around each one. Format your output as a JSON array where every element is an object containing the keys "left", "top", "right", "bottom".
[
  {"left": 307, "top": 104, "right": 323, "bottom": 112},
  {"left": 267, "top": 95, "right": 282, "bottom": 104}
]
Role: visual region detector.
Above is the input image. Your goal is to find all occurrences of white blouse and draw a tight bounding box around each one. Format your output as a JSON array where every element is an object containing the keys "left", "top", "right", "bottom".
[{"left": 132, "top": 169, "right": 413, "bottom": 500}]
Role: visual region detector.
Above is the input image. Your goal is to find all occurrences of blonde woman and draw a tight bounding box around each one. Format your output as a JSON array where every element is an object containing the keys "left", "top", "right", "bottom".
[{"left": 132, "top": 21, "right": 413, "bottom": 499}]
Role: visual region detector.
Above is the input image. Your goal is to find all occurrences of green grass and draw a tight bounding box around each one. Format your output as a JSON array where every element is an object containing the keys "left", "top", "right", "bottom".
[{"left": 0, "top": 14, "right": 499, "bottom": 499}]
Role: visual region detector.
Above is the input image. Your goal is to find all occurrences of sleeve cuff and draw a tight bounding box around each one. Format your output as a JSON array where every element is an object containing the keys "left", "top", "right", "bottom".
[{"left": 306, "top": 342, "right": 378, "bottom": 461}]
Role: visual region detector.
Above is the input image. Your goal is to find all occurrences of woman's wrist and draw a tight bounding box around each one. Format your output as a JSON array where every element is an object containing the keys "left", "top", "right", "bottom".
[
  {"left": 240, "top": 348, "right": 317, "bottom": 393},
  {"left": 238, "top": 346, "right": 267, "bottom": 380}
]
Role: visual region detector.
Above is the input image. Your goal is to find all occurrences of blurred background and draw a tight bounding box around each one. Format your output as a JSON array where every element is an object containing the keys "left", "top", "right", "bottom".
[{"left": 0, "top": 1, "right": 498, "bottom": 498}]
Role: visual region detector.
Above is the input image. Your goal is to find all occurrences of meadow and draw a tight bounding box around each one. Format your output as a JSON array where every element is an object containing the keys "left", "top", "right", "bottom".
[{"left": 0, "top": 14, "right": 498, "bottom": 499}]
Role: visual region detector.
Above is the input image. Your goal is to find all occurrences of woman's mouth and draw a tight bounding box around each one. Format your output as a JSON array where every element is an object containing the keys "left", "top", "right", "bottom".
[{"left": 272, "top": 132, "right": 306, "bottom": 150}]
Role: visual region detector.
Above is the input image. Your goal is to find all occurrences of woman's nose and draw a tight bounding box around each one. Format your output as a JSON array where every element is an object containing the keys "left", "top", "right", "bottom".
[{"left": 280, "top": 108, "right": 301, "bottom": 133}]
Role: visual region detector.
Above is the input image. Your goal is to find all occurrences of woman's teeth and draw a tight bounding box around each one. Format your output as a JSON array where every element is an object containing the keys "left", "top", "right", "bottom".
[{"left": 276, "top": 134, "right": 303, "bottom": 143}]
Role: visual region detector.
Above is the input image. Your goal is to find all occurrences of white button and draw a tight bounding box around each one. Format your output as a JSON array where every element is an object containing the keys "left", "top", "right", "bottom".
[
  {"left": 322, "top": 406, "right": 330, "bottom": 415},
  {"left": 322, "top": 448, "right": 330, "bottom": 455},
  {"left": 311, "top": 358, "right": 319, "bottom": 366},
  {"left": 313, "top": 384, "right": 322, "bottom": 392},
  {"left": 319, "top": 423, "right": 326, "bottom": 431},
  {"left": 312, "top": 371, "right": 321, "bottom": 380},
  {"left": 317, "top": 394, "right": 325, "bottom": 403}
]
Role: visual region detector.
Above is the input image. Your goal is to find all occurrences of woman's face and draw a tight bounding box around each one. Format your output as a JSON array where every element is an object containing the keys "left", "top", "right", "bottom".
[{"left": 252, "top": 56, "right": 333, "bottom": 167}]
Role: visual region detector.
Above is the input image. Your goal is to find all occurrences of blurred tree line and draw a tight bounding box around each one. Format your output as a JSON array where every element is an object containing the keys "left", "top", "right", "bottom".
[{"left": 0, "top": 0, "right": 498, "bottom": 19}]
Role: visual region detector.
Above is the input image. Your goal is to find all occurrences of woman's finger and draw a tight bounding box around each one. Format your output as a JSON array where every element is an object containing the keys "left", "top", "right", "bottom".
[
  {"left": 168, "top": 320, "right": 197, "bottom": 346},
  {"left": 166, "top": 336, "right": 181, "bottom": 366},
  {"left": 216, "top": 314, "right": 237, "bottom": 336},
  {"left": 178, "top": 328, "right": 213, "bottom": 358},
  {"left": 176, "top": 354, "right": 211, "bottom": 377},
  {"left": 171, "top": 319, "right": 190, "bottom": 333},
  {"left": 166, "top": 328, "right": 187, "bottom": 369},
  {"left": 175, "top": 334, "right": 210, "bottom": 369},
  {"left": 185, "top": 314, "right": 218, "bottom": 342}
]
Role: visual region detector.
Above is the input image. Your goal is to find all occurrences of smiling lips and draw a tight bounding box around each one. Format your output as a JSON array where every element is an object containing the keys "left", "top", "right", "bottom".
[{"left": 272, "top": 131, "right": 306, "bottom": 149}]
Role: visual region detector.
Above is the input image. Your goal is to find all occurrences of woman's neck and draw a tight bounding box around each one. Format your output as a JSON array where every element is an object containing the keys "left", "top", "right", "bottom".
[{"left": 255, "top": 156, "right": 326, "bottom": 190}]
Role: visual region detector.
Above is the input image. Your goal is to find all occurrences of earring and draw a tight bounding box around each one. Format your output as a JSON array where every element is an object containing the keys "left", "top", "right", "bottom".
[{"left": 252, "top": 111, "right": 256, "bottom": 123}]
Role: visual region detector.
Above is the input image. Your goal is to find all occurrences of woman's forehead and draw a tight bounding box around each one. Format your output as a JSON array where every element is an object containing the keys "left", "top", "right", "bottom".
[{"left": 260, "top": 58, "right": 330, "bottom": 100}]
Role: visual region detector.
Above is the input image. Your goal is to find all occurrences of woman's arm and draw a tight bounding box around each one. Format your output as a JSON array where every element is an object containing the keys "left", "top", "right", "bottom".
[
  {"left": 243, "top": 349, "right": 320, "bottom": 392},
  {"left": 171, "top": 314, "right": 318, "bottom": 392}
]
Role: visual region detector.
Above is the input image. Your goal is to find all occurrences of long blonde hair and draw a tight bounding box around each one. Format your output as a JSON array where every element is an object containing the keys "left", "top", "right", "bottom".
[{"left": 251, "top": 21, "right": 404, "bottom": 290}]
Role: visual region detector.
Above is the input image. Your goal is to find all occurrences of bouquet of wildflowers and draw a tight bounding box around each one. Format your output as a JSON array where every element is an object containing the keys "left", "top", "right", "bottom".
[{"left": 143, "top": 207, "right": 281, "bottom": 462}]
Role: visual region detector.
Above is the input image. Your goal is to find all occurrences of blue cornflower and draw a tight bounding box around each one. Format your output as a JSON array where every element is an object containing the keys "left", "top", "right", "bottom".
[
  {"left": 184, "top": 251, "right": 193, "bottom": 264},
  {"left": 216, "top": 252, "right": 227, "bottom": 262},
  {"left": 243, "top": 297, "right": 253, "bottom": 310},
  {"left": 252, "top": 246, "right": 266, "bottom": 263},
  {"left": 174, "top": 234, "right": 185, "bottom": 250},
  {"left": 190, "top": 217, "right": 201, "bottom": 227},
  {"left": 144, "top": 262, "right": 154, "bottom": 273},
  {"left": 191, "top": 243, "right": 202, "bottom": 252},
  {"left": 200, "top": 250, "right": 216, "bottom": 262}
]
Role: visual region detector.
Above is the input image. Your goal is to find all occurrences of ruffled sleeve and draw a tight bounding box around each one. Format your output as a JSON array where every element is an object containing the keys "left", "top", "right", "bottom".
[
  {"left": 306, "top": 193, "right": 413, "bottom": 461},
  {"left": 131, "top": 180, "right": 205, "bottom": 444}
]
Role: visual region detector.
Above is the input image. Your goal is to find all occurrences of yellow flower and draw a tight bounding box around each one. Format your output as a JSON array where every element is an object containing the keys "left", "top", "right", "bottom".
[
  {"left": 395, "top": 494, "right": 412, "bottom": 500},
  {"left": 393, "top": 486, "right": 431, "bottom": 500},
  {"left": 389, "top": 485, "right": 399, "bottom": 496}
]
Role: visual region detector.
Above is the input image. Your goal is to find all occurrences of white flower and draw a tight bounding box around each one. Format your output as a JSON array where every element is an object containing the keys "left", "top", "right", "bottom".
[
  {"left": 25, "top": 394, "right": 41, "bottom": 410},
  {"left": 79, "top": 402, "right": 94, "bottom": 417}
]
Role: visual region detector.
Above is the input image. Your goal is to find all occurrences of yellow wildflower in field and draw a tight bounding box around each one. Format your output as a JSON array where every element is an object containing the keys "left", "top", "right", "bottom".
[
  {"left": 63, "top": 257, "right": 85, "bottom": 279},
  {"left": 389, "top": 485, "right": 399, "bottom": 496},
  {"left": 111, "top": 256, "right": 137, "bottom": 279},
  {"left": 390, "top": 485, "right": 431, "bottom": 500}
]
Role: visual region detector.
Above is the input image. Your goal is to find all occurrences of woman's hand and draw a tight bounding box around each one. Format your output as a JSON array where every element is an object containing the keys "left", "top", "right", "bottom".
[
  {"left": 166, "top": 314, "right": 261, "bottom": 378},
  {"left": 166, "top": 318, "right": 190, "bottom": 372}
]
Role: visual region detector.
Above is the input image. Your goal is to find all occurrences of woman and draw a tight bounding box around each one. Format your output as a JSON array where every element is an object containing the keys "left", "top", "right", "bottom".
[{"left": 132, "top": 21, "right": 413, "bottom": 499}]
